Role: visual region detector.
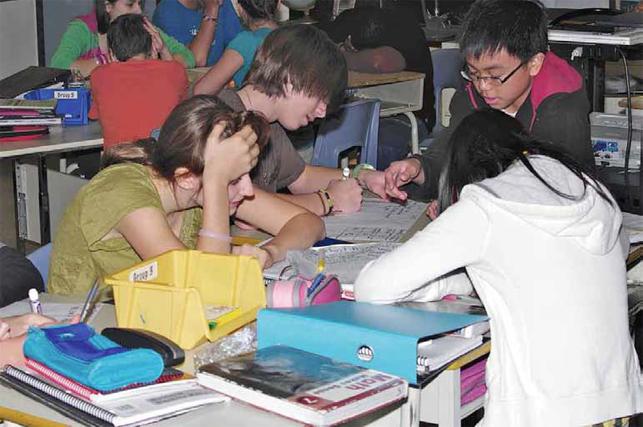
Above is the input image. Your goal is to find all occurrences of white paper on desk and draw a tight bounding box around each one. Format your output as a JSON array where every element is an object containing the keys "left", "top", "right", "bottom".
[
  {"left": 264, "top": 242, "right": 401, "bottom": 285},
  {"left": 0, "top": 299, "right": 104, "bottom": 323},
  {"left": 622, "top": 212, "right": 643, "bottom": 243},
  {"left": 323, "top": 199, "right": 427, "bottom": 242}
]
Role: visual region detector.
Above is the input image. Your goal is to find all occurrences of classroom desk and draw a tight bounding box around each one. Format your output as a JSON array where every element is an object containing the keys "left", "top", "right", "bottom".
[
  {"left": 0, "top": 122, "right": 103, "bottom": 249},
  {"left": 348, "top": 71, "right": 425, "bottom": 155},
  {"left": 0, "top": 295, "right": 405, "bottom": 427},
  {"left": 0, "top": 294, "right": 488, "bottom": 427}
]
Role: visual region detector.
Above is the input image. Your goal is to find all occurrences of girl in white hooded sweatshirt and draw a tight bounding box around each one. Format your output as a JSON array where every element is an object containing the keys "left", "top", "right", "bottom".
[{"left": 354, "top": 110, "right": 642, "bottom": 427}]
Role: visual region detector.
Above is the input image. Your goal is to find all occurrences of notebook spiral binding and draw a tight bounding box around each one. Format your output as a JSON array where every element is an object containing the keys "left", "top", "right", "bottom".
[{"left": 2, "top": 365, "right": 115, "bottom": 423}]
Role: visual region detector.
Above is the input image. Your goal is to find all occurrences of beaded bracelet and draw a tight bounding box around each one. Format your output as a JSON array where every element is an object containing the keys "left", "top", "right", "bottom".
[
  {"left": 202, "top": 14, "right": 218, "bottom": 23},
  {"left": 198, "top": 228, "right": 232, "bottom": 243}
]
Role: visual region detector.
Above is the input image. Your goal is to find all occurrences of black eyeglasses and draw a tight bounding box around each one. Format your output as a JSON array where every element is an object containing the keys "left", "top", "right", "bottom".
[{"left": 460, "top": 61, "right": 527, "bottom": 87}]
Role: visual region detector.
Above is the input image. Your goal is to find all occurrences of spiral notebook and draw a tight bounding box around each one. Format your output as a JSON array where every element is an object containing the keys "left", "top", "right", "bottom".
[
  {"left": 25, "top": 358, "right": 186, "bottom": 402},
  {"left": 1, "top": 365, "right": 226, "bottom": 426}
]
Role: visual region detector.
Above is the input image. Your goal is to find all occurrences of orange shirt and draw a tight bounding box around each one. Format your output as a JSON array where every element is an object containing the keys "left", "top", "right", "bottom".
[{"left": 89, "top": 59, "right": 187, "bottom": 149}]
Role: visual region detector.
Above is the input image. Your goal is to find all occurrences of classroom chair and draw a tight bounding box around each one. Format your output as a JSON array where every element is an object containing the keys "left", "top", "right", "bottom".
[
  {"left": 311, "top": 98, "right": 380, "bottom": 168},
  {"left": 424, "top": 48, "right": 465, "bottom": 148},
  {"left": 27, "top": 242, "right": 52, "bottom": 286}
]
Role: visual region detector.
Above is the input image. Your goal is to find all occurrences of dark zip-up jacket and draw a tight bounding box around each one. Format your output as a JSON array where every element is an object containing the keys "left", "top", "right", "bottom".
[{"left": 406, "top": 52, "right": 593, "bottom": 201}]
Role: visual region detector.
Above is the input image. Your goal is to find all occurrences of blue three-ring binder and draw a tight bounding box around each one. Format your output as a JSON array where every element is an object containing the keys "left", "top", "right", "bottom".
[{"left": 257, "top": 301, "right": 488, "bottom": 385}]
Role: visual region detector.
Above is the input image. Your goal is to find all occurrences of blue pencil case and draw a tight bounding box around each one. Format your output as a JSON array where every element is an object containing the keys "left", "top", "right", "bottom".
[{"left": 23, "top": 323, "right": 164, "bottom": 391}]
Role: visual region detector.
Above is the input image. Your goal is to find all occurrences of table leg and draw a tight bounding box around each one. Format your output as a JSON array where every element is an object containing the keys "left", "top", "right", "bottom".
[
  {"left": 403, "top": 112, "right": 420, "bottom": 155},
  {"left": 37, "top": 155, "right": 51, "bottom": 244}
]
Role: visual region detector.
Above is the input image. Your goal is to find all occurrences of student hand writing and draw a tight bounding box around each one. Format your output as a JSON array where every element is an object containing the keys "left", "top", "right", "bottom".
[
  {"left": 143, "top": 17, "right": 172, "bottom": 61},
  {"left": 358, "top": 169, "right": 388, "bottom": 200},
  {"left": 384, "top": 158, "right": 424, "bottom": 201},
  {"left": 326, "top": 178, "right": 363, "bottom": 213},
  {"left": 203, "top": 124, "right": 259, "bottom": 185}
]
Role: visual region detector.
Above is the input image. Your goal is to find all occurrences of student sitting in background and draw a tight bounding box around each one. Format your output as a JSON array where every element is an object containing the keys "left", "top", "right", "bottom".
[
  {"left": 50, "top": 0, "right": 194, "bottom": 77},
  {"left": 355, "top": 110, "right": 642, "bottom": 427},
  {"left": 383, "top": 0, "right": 593, "bottom": 204},
  {"left": 319, "top": 2, "right": 435, "bottom": 132},
  {"left": 153, "top": 0, "right": 242, "bottom": 67},
  {"left": 193, "top": 0, "right": 278, "bottom": 96},
  {"left": 89, "top": 14, "right": 188, "bottom": 149},
  {"left": 217, "top": 24, "right": 386, "bottom": 217},
  {"left": 49, "top": 96, "right": 324, "bottom": 296}
]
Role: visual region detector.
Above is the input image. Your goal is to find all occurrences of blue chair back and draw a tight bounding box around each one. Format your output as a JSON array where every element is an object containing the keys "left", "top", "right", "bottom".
[
  {"left": 430, "top": 48, "right": 465, "bottom": 136},
  {"left": 27, "top": 243, "right": 52, "bottom": 287},
  {"left": 312, "top": 98, "right": 381, "bottom": 168}
]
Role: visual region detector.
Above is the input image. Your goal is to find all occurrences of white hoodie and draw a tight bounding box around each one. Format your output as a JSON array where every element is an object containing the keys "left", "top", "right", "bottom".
[{"left": 355, "top": 156, "right": 642, "bottom": 426}]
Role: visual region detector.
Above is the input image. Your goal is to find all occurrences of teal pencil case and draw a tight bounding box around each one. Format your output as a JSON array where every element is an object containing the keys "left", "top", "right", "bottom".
[{"left": 23, "top": 323, "right": 163, "bottom": 391}]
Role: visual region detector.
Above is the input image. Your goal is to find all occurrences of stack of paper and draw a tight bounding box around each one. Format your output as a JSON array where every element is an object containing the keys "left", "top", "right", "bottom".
[{"left": 416, "top": 335, "right": 484, "bottom": 373}]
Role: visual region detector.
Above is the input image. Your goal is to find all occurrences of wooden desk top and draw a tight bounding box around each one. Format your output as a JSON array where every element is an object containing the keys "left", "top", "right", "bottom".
[{"left": 348, "top": 71, "right": 425, "bottom": 89}]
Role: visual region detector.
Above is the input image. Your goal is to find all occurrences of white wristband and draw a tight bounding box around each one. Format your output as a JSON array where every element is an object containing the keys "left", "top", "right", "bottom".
[{"left": 198, "top": 228, "right": 231, "bottom": 243}]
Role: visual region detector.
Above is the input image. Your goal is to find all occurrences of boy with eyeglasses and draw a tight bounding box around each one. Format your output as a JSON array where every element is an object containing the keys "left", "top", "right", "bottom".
[{"left": 382, "top": 0, "right": 593, "bottom": 202}]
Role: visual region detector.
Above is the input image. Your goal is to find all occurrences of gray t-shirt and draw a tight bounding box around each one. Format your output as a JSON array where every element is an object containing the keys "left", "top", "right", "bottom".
[{"left": 217, "top": 89, "right": 306, "bottom": 192}]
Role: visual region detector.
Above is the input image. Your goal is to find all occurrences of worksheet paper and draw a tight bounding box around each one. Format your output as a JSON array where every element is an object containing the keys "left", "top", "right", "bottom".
[
  {"left": 264, "top": 242, "right": 401, "bottom": 285},
  {"left": 323, "top": 199, "right": 427, "bottom": 242},
  {"left": 0, "top": 300, "right": 104, "bottom": 323}
]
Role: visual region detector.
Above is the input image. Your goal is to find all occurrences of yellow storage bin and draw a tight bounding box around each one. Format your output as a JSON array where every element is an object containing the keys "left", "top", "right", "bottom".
[{"left": 104, "top": 249, "right": 266, "bottom": 350}]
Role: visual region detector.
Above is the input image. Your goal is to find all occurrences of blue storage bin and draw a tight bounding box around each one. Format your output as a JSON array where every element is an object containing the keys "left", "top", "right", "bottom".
[{"left": 25, "top": 87, "right": 90, "bottom": 126}]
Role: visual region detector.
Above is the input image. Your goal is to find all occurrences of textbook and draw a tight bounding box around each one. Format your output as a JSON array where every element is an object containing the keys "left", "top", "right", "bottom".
[
  {"left": 1, "top": 365, "right": 226, "bottom": 426},
  {"left": 197, "top": 345, "right": 408, "bottom": 426}
]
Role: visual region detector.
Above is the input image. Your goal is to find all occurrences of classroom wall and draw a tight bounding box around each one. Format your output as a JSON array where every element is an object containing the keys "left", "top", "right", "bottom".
[{"left": 0, "top": 0, "right": 38, "bottom": 80}]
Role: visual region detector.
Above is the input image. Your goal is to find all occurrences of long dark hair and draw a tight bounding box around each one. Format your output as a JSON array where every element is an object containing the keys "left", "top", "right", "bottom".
[
  {"left": 437, "top": 109, "right": 611, "bottom": 213},
  {"left": 101, "top": 95, "right": 269, "bottom": 183},
  {"left": 238, "top": 0, "right": 278, "bottom": 22}
]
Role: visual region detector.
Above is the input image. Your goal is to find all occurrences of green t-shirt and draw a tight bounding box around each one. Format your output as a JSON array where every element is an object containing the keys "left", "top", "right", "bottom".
[{"left": 48, "top": 163, "right": 201, "bottom": 296}]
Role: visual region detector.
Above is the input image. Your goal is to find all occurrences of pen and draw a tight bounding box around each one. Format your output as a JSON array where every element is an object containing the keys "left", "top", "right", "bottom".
[
  {"left": 28, "top": 288, "right": 42, "bottom": 315},
  {"left": 79, "top": 280, "right": 99, "bottom": 323},
  {"left": 342, "top": 167, "right": 350, "bottom": 181},
  {"left": 307, "top": 273, "right": 326, "bottom": 298}
]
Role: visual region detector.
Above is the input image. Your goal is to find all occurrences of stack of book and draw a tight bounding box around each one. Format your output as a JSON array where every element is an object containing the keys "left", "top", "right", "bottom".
[
  {"left": 1, "top": 361, "right": 227, "bottom": 426},
  {"left": 0, "top": 98, "right": 61, "bottom": 142}
]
